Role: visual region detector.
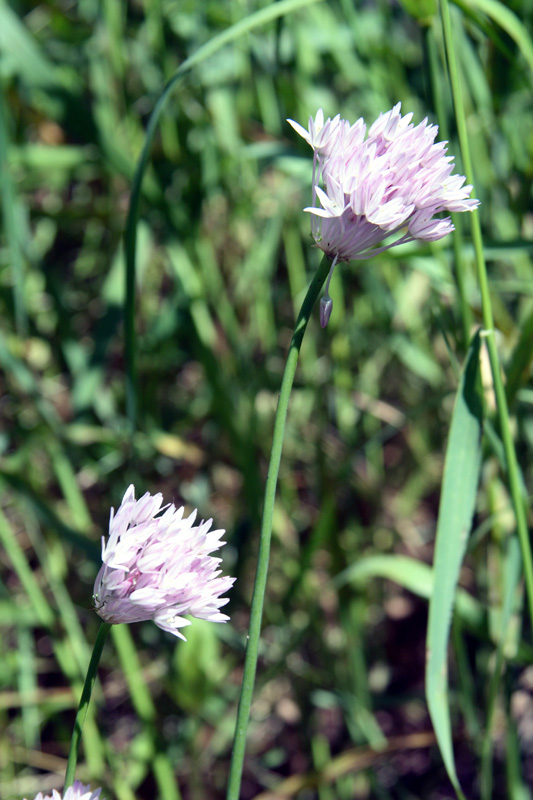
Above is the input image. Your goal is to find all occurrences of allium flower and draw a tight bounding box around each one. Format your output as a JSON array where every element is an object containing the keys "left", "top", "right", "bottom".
[
  {"left": 26, "top": 782, "right": 103, "bottom": 800},
  {"left": 93, "top": 485, "right": 235, "bottom": 639},
  {"left": 288, "top": 104, "right": 479, "bottom": 326}
]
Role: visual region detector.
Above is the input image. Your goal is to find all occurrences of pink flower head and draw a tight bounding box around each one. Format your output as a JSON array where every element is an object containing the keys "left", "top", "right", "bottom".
[
  {"left": 93, "top": 485, "right": 235, "bottom": 639},
  {"left": 26, "top": 782, "right": 103, "bottom": 800},
  {"left": 287, "top": 104, "right": 479, "bottom": 326}
]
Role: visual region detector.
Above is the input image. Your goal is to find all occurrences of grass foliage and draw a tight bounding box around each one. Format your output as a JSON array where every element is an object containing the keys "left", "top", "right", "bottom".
[{"left": 1, "top": 1, "right": 533, "bottom": 798}]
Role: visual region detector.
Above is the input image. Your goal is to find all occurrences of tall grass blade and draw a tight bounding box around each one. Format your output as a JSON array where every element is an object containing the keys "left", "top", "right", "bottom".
[
  {"left": 0, "top": 84, "right": 27, "bottom": 335},
  {"left": 426, "top": 331, "right": 484, "bottom": 799},
  {"left": 480, "top": 537, "right": 522, "bottom": 800},
  {"left": 123, "top": 0, "right": 323, "bottom": 429},
  {"left": 335, "top": 553, "right": 485, "bottom": 632},
  {"left": 459, "top": 0, "right": 533, "bottom": 75},
  {"left": 442, "top": 0, "right": 533, "bottom": 638}
]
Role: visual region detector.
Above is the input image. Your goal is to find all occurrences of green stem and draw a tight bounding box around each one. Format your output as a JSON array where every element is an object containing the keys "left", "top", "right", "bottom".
[
  {"left": 226, "top": 255, "right": 331, "bottom": 800},
  {"left": 110, "top": 624, "right": 183, "bottom": 800},
  {"left": 64, "top": 621, "right": 112, "bottom": 789},
  {"left": 425, "top": 20, "right": 472, "bottom": 350},
  {"left": 440, "top": 0, "right": 533, "bottom": 627}
]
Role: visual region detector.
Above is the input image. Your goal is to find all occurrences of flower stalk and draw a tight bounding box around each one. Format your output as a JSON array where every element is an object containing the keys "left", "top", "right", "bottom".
[
  {"left": 226, "top": 254, "right": 331, "bottom": 800},
  {"left": 64, "top": 622, "right": 112, "bottom": 790}
]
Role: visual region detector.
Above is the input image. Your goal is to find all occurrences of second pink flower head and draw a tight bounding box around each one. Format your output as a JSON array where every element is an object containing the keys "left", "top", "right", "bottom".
[{"left": 94, "top": 485, "right": 235, "bottom": 639}]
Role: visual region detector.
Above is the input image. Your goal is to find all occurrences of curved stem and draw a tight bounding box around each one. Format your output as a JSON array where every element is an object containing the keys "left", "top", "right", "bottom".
[
  {"left": 64, "top": 622, "right": 112, "bottom": 789},
  {"left": 123, "top": 0, "right": 323, "bottom": 430},
  {"left": 440, "top": 1, "right": 533, "bottom": 627},
  {"left": 124, "top": 73, "right": 183, "bottom": 430},
  {"left": 226, "top": 255, "right": 331, "bottom": 800}
]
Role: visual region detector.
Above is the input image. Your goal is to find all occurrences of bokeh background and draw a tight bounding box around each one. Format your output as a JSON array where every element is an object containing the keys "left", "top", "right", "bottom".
[{"left": 1, "top": 1, "right": 533, "bottom": 798}]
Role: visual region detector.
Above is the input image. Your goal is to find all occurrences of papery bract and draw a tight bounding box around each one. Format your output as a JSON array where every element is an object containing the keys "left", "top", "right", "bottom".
[
  {"left": 26, "top": 781, "right": 103, "bottom": 800},
  {"left": 93, "top": 485, "right": 235, "bottom": 639}
]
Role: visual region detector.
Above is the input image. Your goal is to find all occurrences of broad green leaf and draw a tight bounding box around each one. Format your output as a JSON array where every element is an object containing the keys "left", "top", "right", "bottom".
[
  {"left": 334, "top": 554, "right": 484, "bottom": 631},
  {"left": 426, "top": 332, "right": 484, "bottom": 800}
]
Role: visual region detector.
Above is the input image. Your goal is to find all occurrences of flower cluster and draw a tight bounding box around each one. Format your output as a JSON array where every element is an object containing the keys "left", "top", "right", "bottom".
[
  {"left": 94, "top": 485, "right": 235, "bottom": 639},
  {"left": 288, "top": 104, "right": 479, "bottom": 325},
  {"left": 27, "top": 782, "right": 103, "bottom": 800}
]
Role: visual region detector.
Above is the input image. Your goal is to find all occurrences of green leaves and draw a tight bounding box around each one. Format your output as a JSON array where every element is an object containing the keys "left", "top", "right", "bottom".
[
  {"left": 459, "top": 0, "right": 533, "bottom": 76},
  {"left": 426, "top": 331, "right": 484, "bottom": 799}
]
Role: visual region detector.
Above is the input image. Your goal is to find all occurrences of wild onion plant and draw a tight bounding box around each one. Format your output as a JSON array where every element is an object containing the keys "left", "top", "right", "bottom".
[
  {"left": 63, "top": 486, "right": 234, "bottom": 789},
  {"left": 64, "top": 104, "right": 479, "bottom": 800},
  {"left": 5, "top": 1, "right": 532, "bottom": 799}
]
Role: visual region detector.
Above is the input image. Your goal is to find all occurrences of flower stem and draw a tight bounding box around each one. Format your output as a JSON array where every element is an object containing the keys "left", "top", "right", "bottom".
[
  {"left": 440, "top": 0, "right": 533, "bottom": 630},
  {"left": 64, "top": 621, "right": 112, "bottom": 789},
  {"left": 226, "top": 255, "right": 331, "bottom": 800}
]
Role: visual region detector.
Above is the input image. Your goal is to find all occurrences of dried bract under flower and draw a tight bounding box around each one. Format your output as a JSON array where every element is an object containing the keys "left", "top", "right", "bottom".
[
  {"left": 288, "top": 104, "right": 479, "bottom": 264},
  {"left": 94, "top": 485, "right": 235, "bottom": 639},
  {"left": 27, "top": 782, "right": 103, "bottom": 800}
]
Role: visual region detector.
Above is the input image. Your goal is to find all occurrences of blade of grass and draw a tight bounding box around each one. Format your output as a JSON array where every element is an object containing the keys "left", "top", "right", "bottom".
[
  {"left": 480, "top": 536, "right": 522, "bottom": 800},
  {"left": 442, "top": 0, "right": 533, "bottom": 639},
  {"left": 505, "top": 708, "right": 531, "bottom": 800},
  {"left": 0, "top": 82, "right": 27, "bottom": 336},
  {"left": 504, "top": 305, "right": 533, "bottom": 407},
  {"left": 334, "top": 553, "right": 485, "bottom": 632},
  {"left": 0, "top": 501, "right": 104, "bottom": 773},
  {"left": 425, "top": 19, "right": 472, "bottom": 350},
  {"left": 426, "top": 331, "right": 484, "bottom": 800},
  {"left": 16, "top": 626, "right": 40, "bottom": 748},
  {"left": 123, "top": 0, "right": 324, "bottom": 428},
  {"left": 457, "top": 0, "right": 533, "bottom": 75}
]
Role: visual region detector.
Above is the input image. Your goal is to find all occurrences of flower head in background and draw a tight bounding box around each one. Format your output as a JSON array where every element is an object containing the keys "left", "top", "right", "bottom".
[
  {"left": 288, "top": 104, "right": 479, "bottom": 326},
  {"left": 93, "top": 485, "right": 235, "bottom": 639},
  {"left": 27, "top": 782, "right": 103, "bottom": 800}
]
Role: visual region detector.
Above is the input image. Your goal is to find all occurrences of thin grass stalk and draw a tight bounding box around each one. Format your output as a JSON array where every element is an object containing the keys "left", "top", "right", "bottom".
[
  {"left": 480, "top": 537, "right": 522, "bottom": 800},
  {"left": 0, "top": 83, "right": 27, "bottom": 337},
  {"left": 123, "top": 0, "right": 322, "bottom": 430},
  {"left": 226, "top": 255, "right": 331, "bottom": 800},
  {"left": 64, "top": 622, "right": 112, "bottom": 789},
  {"left": 439, "top": 0, "right": 533, "bottom": 633},
  {"left": 426, "top": 20, "right": 471, "bottom": 349}
]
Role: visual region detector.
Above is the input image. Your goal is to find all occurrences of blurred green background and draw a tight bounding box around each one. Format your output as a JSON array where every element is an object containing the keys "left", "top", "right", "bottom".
[{"left": 1, "top": 0, "right": 533, "bottom": 798}]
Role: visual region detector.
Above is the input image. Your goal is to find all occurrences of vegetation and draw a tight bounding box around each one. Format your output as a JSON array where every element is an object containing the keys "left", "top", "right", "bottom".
[{"left": 1, "top": 1, "right": 533, "bottom": 798}]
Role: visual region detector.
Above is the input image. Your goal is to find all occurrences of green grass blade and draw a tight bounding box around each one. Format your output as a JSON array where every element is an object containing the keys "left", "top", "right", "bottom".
[
  {"left": 505, "top": 305, "right": 533, "bottom": 407},
  {"left": 0, "top": 83, "right": 27, "bottom": 335},
  {"left": 458, "top": 0, "right": 533, "bottom": 75},
  {"left": 334, "top": 553, "right": 485, "bottom": 632},
  {"left": 124, "top": 0, "right": 324, "bottom": 428},
  {"left": 481, "top": 536, "right": 522, "bottom": 800},
  {"left": 506, "top": 710, "right": 532, "bottom": 800},
  {"left": 426, "top": 331, "right": 484, "bottom": 799}
]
